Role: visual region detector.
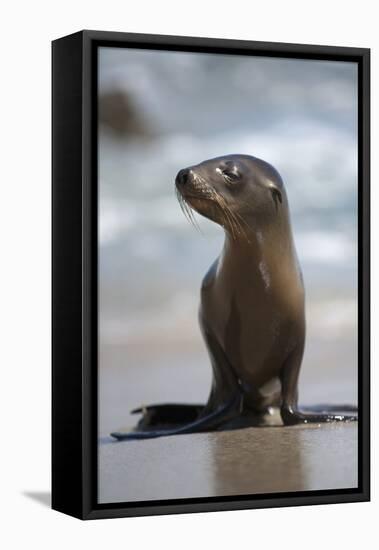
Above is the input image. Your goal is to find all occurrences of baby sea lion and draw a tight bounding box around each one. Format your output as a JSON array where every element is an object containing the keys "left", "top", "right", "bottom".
[{"left": 111, "top": 154, "right": 357, "bottom": 440}]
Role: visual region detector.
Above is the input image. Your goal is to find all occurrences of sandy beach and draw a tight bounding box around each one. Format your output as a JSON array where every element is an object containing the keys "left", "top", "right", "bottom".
[
  {"left": 99, "top": 422, "right": 357, "bottom": 503},
  {"left": 98, "top": 327, "right": 358, "bottom": 503}
]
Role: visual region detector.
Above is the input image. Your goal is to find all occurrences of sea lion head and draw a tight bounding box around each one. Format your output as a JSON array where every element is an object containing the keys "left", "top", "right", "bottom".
[{"left": 175, "top": 154, "right": 287, "bottom": 238}]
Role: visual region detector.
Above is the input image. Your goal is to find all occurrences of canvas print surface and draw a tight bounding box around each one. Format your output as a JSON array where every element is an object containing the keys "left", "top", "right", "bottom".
[{"left": 97, "top": 47, "right": 358, "bottom": 504}]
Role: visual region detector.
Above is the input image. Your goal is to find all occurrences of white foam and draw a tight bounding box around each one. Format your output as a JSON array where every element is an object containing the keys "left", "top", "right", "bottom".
[{"left": 296, "top": 230, "right": 355, "bottom": 264}]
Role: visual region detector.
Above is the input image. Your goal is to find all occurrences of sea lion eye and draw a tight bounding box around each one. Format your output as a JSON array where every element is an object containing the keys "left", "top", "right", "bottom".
[{"left": 221, "top": 168, "right": 240, "bottom": 184}]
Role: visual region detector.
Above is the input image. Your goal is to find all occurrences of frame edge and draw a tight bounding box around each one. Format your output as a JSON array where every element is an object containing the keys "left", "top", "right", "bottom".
[{"left": 52, "top": 31, "right": 86, "bottom": 520}]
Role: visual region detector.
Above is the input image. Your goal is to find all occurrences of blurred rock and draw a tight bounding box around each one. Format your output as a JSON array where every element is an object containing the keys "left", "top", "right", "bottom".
[{"left": 99, "top": 89, "right": 151, "bottom": 139}]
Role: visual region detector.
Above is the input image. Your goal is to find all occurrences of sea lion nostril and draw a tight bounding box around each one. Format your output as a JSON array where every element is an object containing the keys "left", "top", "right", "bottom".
[{"left": 176, "top": 168, "right": 189, "bottom": 185}]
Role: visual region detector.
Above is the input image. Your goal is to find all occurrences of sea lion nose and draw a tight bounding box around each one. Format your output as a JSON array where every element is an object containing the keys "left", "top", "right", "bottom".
[{"left": 176, "top": 168, "right": 190, "bottom": 186}]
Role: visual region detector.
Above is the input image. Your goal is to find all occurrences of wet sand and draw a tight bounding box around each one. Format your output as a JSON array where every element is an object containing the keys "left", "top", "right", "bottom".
[
  {"left": 99, "top": 422, "right": 357, "bottom": 503},
  {"left": 98, "top": 340, "right": 358, "bottom": 504}
]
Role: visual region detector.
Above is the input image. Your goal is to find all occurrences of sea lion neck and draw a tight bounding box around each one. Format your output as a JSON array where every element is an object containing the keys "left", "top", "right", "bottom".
[
  {"left": 221, "top": 220, "right": 299, "bottom": 289},
  {"left": 223, "top": 218, "right": 294, "bottom": 257}
]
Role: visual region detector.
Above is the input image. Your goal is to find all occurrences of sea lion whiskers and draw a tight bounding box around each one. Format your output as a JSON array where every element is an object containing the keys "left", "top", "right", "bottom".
[
  {"left": 193, "top": 173, "right": 241, "bottom": 240},
  {"left": 220, "top": 196, "right": 260, "bottom": 245},
  {"left": 176, "top": 186, "right": 203, "bottom": 233},
  {"left": 213, "top": 192, "right": 250, "bottom": 243},
  {"left": 176, "top": 170, "right": 248, "bottom": 242},
  {"left": 213, "top": 192, "right": 239, "bottom": 240},
  {"left": 176, "top": 189, "right": 193, "bottom": 225},
  {"left": 231, "top": 209, "right": 253, "bottom": 244},
  {"left": 193, "top": 172, "right": 215, "bottom": 200},
  {"left": 192, "top": 174, "right": 248, "bottom": 240}
]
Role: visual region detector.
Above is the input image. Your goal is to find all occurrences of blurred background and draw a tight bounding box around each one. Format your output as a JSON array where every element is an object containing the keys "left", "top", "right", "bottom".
[{"left": 98, "top": 47, "right": 358, "bottom": 438}]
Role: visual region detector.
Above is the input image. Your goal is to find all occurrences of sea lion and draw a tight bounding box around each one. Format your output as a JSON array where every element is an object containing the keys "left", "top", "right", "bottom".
[{"left": 111, "top": 154, "right": 357, "bottom": 440}]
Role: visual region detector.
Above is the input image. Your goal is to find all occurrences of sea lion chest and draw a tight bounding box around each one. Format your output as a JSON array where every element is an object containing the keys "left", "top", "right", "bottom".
[{"left": 200, "top": 248, "right": 304, "bottom": 388}]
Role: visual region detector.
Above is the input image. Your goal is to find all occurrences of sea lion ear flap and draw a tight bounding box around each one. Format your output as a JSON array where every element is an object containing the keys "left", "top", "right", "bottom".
[{"left": 268, "top": 183, "right": 282, "bottom": 210}]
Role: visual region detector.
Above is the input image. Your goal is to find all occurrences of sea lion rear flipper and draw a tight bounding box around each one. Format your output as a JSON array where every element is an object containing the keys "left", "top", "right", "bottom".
[
  {"left": 110, "top": 395, "right": 241, "bottom": 440},
  {"left": 131, "top": 403, "right": 204, "bottom": 427},
  {"left": 110, "top": 319, "right": 243, "bottom": 441}
]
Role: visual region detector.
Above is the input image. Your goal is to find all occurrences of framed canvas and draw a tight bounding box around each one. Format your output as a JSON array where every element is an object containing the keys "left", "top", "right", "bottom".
[{"left": 52, "top": 30, "right": 370, "bottom": 520}]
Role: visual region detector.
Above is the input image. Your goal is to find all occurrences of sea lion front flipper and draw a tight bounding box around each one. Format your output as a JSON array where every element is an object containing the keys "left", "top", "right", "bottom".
[
  {"left": 280, "top": 345, "right": 358, "bottom": 425},
  {"left": 281, "top": 408, "right": 358, "bottom": 425},
  {"left": 305, "top": 403, "right": 358, "bottom": 413},
  {"left": 298, "top": 404, "right": 358, "bottom": 413}
]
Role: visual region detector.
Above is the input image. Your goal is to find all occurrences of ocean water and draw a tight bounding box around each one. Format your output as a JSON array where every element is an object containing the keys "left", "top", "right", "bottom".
[{"left": 97, "top": 48, "right": 358, "bottom": 430}]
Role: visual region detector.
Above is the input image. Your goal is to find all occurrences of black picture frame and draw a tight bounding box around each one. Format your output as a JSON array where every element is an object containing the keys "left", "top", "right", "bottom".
[{"left": 52, "top": 30, "right": 370, "bottom": 520}]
